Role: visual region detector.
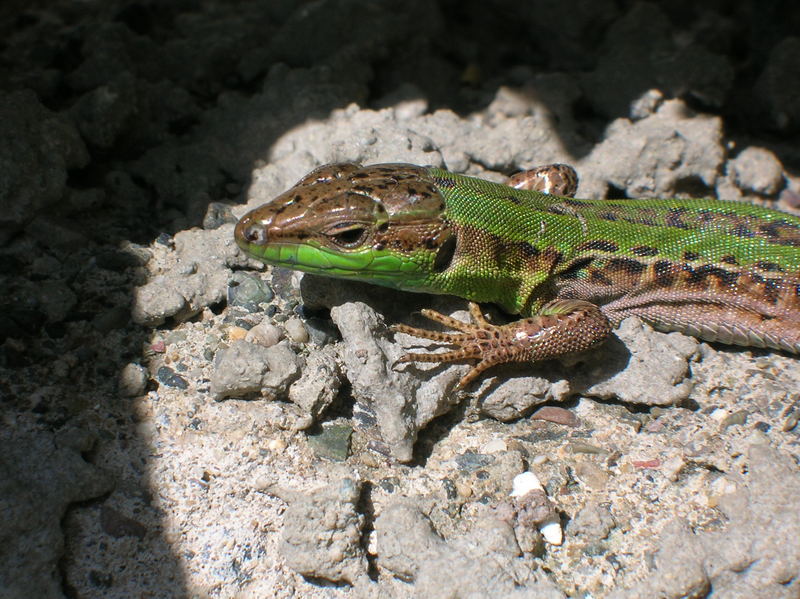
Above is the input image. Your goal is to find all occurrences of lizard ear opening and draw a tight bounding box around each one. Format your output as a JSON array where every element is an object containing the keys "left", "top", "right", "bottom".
[{"left": 433, "top": 235, "right": 457, "bottom": 273}]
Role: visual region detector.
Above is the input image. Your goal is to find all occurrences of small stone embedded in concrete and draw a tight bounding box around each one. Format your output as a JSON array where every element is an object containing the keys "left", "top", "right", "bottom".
[
  {"left": 511, "top": 472, "right": 562, "bottom": 546},
  {"left": 531, "top": 406, "right": 579, "bottom": 427},
  {"left": 567, "top": 501, "right": 616, "bottom": 541},
  {"left": 99, "top": 506, "right": 148, "bottom": 539},
  {"left": 244, "top": 320, "right": 283, "bottom": 347},
  {"left": 307, "top": 424, "right": 352, "bottom": 461},
  {"left": 227, "top": 271, "right": 274, "bottom": 312},
  {"left": 283, "top": 317, "right": 309, "bottom": 343},
  {"left": 118, "top": 362, "right": 148, "bottom": 397},
  {"left": 156, "top": 366, "right": 188, "bottom": 390}
]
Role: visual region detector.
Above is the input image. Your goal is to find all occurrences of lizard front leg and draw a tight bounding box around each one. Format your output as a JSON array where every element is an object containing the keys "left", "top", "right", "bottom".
[{"left": 392, "top": 300, "right": 612, "bottom": 389}]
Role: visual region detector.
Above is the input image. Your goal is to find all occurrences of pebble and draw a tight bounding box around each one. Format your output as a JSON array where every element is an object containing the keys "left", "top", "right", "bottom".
[
  {"left": 731, "top": 146, "right": 784, "bottom": 195},
  {"left": 531, "top": 406, "right": 579, "bottom": 427},
  {"left": 156, "top": 366, "right": 188, "bottom": 390},
  {"left": 455, "top": 451, "right": 495, "bottom": 473},
  {"left": 307, "top": 424, "right": 352, "bottom": 461},
  {"left": 574, "top": 462, "right": 610, "bottom": 489},
  {"left": 118, "top": 363, "right": 148, "bottom": 397},
  {"left": 720, "top": 410, "right": 748, "bottom": 429},
  {"left": 782, "top": 411, "right": 800, "bottom": 432},
  {"left": 567, "top": 442, "right": 608, "bottom": 455},
  {"left": 267, "top": 438, "right": 287, "bottom": 452},
  {"left": 284, "top": 318, "right": 309, "bottom": 343},
  {"left": 482, "top": 438, "right": 508, "bottom": 454},
  {"left": 227, "top": 272, "right": 274, "bottom": 311},
  {"left": 203, "top": 202, "right": 237, "bottom": 229},
  {"left": 511, "top": 471, "right": 563, "bottom": 546},
  {"left": 245, "top": 322, "right": 283, "bottom": 347},
  {"left": 227, "top": 326, "right": 248, "bottom": 341}
]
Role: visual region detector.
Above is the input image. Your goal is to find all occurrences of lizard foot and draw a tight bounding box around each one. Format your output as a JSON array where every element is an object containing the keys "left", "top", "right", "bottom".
[{"left": 392, "top": 300, "right": 611, "bottom": 389}]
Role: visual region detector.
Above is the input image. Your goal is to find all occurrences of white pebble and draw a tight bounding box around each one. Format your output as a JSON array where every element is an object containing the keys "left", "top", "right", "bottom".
[
  {"left": 540, "top": 519, "right": 563, "bottom": 546},
  {"left": 511, "top": 471, "right": 563, "bottom": 546},
  {"left": 511, "top": 471, "right": 544, "bottom": 497},
  {"left": 482, "top": 438, "right": 508, "bottom": 454}
]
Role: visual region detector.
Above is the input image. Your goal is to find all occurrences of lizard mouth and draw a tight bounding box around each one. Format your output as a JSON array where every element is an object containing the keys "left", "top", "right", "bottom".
[{"left": 237, "top": 239, "right": 431, "bottom": 290}]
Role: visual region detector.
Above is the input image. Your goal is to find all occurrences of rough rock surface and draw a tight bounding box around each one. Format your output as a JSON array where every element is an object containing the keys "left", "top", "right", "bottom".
[{"left": 2, "top": 1, "right": 799, "bottom": 598}]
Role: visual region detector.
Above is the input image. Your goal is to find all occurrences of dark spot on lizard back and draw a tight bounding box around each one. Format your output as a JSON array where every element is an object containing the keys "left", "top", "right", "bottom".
[
  {"left": 588, "top": 268, "right": 613, "bottom": 286},
  {"left": 756, "top": 261, "right": 784, "bottom": 272},
  {"left": 731, "top": 224, "right": 755, "bottom": 238},
  {"left": 520, "top": 242, "right": 541, "bottom": 258},
  {"left": 653, "top": 260, "right": 676, "bottom": 286},
  {"left": 666, "top": 208, "right": 689, "bottom": 229},
  {"left": 681, "top": 250, "right": 700, "bottom": 261},
  {"left": 687, "top": 264, "right": 740, "bottom": 288},
  {"left": 607, "top": 257, "right": 645, "bottom": 275},
  {"left": 558, "top": 256, "right": 593, "bottom": 280},
  {"left": 721, "top": 255, "right": 739, "bottom": 265},
  {"left": 576, "top": 240, "right": 619, "bottom": 253},
  {"left": 762, "top": 277, "right": 781, "bottom": 304},
  {"left": 633, "top": 245, "right": 659, "bottom": 257}
]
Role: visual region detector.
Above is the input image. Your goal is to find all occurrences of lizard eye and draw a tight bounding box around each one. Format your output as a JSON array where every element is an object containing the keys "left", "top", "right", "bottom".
[{"left": 324, "top": 223, "right": 369, "bottom": 248}]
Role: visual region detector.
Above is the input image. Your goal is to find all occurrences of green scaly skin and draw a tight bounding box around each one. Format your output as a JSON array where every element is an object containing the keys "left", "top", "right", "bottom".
[{"left": 235, "top": 162, "right": 800, "bottom": 388}]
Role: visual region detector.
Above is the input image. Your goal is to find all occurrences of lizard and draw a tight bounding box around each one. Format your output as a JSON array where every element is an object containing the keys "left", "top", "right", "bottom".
[{"left": 234, "top": 162, "right": 800, "bottom": 389}]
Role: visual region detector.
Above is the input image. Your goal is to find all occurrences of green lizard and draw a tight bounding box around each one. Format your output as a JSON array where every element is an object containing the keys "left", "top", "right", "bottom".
[{"left": 235, "top": 162, "right": 800, "bottom": 389}]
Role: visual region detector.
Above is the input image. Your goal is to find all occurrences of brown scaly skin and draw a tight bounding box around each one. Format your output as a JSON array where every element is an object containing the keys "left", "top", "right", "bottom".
[{"left": 236, "top": 162, "right": 800, "bottom": 389}]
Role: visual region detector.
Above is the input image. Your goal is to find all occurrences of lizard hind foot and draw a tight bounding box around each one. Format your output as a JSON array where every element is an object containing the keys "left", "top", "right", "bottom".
[
  {"left": 391, "top": 300, "right": 612, "bottom": 389},
  {"left": 391, "top": 302, "right": 527, "bottom": 389}
]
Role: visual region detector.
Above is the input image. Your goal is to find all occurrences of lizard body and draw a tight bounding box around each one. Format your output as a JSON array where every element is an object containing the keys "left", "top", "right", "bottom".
[{"left": 235, "top": 163, "right": 800, "bottom": 388}]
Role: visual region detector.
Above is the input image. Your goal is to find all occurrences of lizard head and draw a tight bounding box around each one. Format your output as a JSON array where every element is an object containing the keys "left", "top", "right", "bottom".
[{"left": 235, "top": 163, "right": 456, "bottom": 292}]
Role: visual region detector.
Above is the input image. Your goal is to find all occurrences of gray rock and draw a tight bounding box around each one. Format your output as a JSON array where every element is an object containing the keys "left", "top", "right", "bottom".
[
  {"left": 0, "top": 430, "right": 111, "bottom": 599},
  {"left": 278, "top": 473, "right": 366, "bottom": 584},
  {"left": 580, "top": 99, "right": 725, "bottom": 199},
  {"left": 287, "top": 345, "right": 341, "bottom": 418},
  {"left": 567, "top": 502, "right": 617, "bottom": 541},
  {"left": 118, "top": 363, "right": 148, "bottom": 397},
  {"left": 574, "top": 317, "right": 699, "bottom": 406},
  {"left": 376, "top": 500, "right": 565, "bottom": 598},
  {"left": 731, "top": 147, "right": 784, "bottom": 195},
  {"left": 211, "top": 340, "right": 301, "bottom": 400},
  {"left": 132, "top": 225, "right": 250, "bottom": 326},
  {"left": 227, "top": 272, "right": 273, "bottom": 312},
  {"left": 609, "top": 441, "right": 800, "bottom": 599},
  {"left": 479, "top": 376, "right": 572, "bottom": 422},
  {"left": 0, "top": 90, "right": 89, "bottom": 244},
  {"left": 330, "top": 301, "right": 460, "bottom": 462},
  {"left": 307, "top": 424, "right": 353, "bottom": 461}
]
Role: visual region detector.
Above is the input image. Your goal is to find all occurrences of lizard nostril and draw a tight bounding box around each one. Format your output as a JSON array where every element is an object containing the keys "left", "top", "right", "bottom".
[{"left": 245, "top": 224, "right": 267, "bottom": 245}]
